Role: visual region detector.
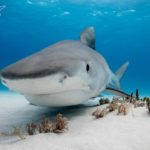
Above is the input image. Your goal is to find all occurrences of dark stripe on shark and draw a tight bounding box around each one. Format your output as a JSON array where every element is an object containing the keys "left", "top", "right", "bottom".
[
  {"left": 106, "top": 87, "right": 130, "bottom": 98},
  {"left": 1, "top": 68, "right": 66, "bottom": 80}
]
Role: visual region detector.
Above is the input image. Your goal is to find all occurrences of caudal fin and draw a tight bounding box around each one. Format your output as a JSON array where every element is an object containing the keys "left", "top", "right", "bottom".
[
  {"left": 110, "top": 61, "right": 129, "bottom": 89},
  {"left": 115, "top": 61, "right": 129, "bottom": 80}
]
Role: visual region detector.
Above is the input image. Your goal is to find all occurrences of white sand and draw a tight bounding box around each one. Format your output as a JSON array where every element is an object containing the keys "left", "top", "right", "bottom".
[{"left": 0, "top": 92, "right": 150, "bottom": 150}]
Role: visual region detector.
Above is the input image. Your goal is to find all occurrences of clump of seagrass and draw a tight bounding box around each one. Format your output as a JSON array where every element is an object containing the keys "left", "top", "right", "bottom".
[
  {"left": 39, "top": 118, "right": 53, "bottom": 133},
  {"left": 0, "top": 126, "right": 24, "bottom": 139},
  {"left": 92, "top": 108, "right": 101, "bottom": 118},
  {"left": 26, "top": 121, "right": 37, "bottom": 135},
  {"left": 92, "top": 108, "right": 108, "bottom": 119},
  {"left": 92, "top": 98, "right": 120, "bottom": 119},
  {"left": 145, "top": 98, "right": 150, "bottom": 113},
  {"left": 144, "top": 97, "right": 150, "bottom": 102},
  {"left": 26, "top": 113, "right": 68, "bottom": 135},
  {"left": 53, "top": 113, "right": 68, "bottom": 133},
  {"left": 129, "top": 89, "right": 146, "bottom": 107},
  {"left": 107, "top": 101, "right": 119, "bottom": 112},
  {"left": 117, "top": 104, "right": 128, "bottom": 115},
  {"left": 11, "top": 127, "right": 25, "bottom": 139},
  {"left": 134, "top": 100, "right": 146, "bottom": 108},
  {"left": 136, "top": 89, "right": 139, "bottom": 100}
]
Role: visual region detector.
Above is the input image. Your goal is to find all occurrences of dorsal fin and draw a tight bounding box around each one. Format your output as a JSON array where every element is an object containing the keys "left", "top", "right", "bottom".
[{"left": 80, "top": 26, "right": 95, "bottom": 50}]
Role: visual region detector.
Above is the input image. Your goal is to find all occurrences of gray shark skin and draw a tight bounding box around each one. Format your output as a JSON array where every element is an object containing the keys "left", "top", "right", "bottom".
[{"left": 0, "top": 27, "right": 129, "bottom": 107}]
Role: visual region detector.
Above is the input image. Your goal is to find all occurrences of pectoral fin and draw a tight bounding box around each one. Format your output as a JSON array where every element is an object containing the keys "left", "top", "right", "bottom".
[{"left": 105, "top": 87, "right": 130, "bottom": 98}]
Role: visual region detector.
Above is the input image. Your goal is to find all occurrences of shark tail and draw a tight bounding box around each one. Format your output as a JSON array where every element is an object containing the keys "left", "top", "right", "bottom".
[
  {"left": 110, "top": 61, "right": 129, "bottom": 89},
  {"left": 105, "top": 61, "right": 130, "bottom": 98}
]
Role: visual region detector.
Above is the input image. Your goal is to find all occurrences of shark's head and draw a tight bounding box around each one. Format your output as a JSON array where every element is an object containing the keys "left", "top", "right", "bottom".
[{"left": 0, "top": 27, "right": 111, "bottom": 106}]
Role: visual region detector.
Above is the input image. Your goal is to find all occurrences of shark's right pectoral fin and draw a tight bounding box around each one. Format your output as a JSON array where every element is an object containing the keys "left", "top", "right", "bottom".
[{"left": 80, "top": 26, "right": 95, "bottom": 50}]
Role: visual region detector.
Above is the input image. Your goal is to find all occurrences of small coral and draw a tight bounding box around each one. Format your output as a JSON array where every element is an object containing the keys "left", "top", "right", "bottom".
[
  {"left": 146, "top": 98, "right": 150, "bottom": 113},
  {"left": 107, "top": 101, "right": 119, "bottom": 112},
  {"left": 39, "top": 118, "right": 53, "bottom": 133},
  {"left": 134, "top": 100, "right": 146, "bottom": 108},
  {"left": 98, "top": 108, "right": 108, "bottom": 118},
  {"left": 107, "top": 103, "right": 115, "bottom": 112},
  {"left": 117, "top": 104, "right": 127, "bottom": 115},
  {"left": 92, "top": 108, "right": 108, "bottom": 119},
  {"left": 53, "top": 113, "right": 68, "bottom": 133},
  {"left": 11, "top": 127, "right": 24, "bottom": 139},
  {"left": 136, "top": 89, "right": 140, "bottom": 100},
  {"left": 26, "top": 121, "right": 37, "bottom": 135},
  {"left": 92, "top": 108, "right": 101, "bottom": 118},
  {"left": 0, "top": 127, "right": 24, "bottom": 139}
]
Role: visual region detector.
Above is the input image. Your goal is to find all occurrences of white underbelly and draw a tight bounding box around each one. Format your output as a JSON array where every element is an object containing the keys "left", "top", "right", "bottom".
[{"left": 25, "top": 90, "right": 92, "bottom": 107}]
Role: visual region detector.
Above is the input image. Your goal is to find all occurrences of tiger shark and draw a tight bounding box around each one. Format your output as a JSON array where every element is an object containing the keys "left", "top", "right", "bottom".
[{"left": 0, "top": 27, "right": 130, "bottom": 107}]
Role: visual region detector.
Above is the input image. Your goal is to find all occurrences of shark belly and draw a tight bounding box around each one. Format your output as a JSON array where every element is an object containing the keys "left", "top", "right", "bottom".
[{"left": 25, "top": 90, "right": 92, "bottom": 107}]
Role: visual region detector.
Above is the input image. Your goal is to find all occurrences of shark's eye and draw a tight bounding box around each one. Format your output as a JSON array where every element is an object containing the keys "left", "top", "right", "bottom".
[{"left": 86, "top": 64, "right": 90, "bottom": 72}]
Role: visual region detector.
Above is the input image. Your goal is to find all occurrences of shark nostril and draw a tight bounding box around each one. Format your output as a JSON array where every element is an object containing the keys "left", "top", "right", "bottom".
[
  {"left": 64, "top": 75, "right": 67, "bottom": 79},
  {"left": 59, "top": 75, "right": 68, "bottom": 83}
]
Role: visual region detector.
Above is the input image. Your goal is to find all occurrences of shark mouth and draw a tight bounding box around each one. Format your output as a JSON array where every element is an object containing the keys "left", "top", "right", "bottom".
[
  {"left": 0, "top": 68, "right": 65, "bottom": 80},
  {"left": 1, "top": 73, "right": 91, "bottom": 95}
]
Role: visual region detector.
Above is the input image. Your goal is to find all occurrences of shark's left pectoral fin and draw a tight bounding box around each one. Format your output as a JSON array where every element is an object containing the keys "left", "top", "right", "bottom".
[
  {"left": 105, "top": 87, "right": 130, "bottom": 98},
  {"left": 80, "top": 26, "right": 95, "bottom": 50}
]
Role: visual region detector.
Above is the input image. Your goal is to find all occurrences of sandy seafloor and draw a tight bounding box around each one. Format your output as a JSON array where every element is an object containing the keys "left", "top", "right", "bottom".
[{"left": 0, "top": 92, "right": 150, "bottom": 150}]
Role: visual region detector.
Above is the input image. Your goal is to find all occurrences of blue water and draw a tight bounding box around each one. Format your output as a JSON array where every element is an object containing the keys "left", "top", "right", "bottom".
[{"left": 0, "top": 0, "right": 150, "bottom": 96}]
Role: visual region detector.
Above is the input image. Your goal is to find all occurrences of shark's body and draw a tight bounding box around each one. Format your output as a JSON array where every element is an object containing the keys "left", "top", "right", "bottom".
[{"left": 0, "top": 27, "right": 129, "bottom": 107}]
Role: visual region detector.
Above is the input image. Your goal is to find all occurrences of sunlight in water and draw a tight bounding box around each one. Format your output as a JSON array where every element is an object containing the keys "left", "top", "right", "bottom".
[{"left": 0, "top": 5, "right": 6, "bottom": 16}]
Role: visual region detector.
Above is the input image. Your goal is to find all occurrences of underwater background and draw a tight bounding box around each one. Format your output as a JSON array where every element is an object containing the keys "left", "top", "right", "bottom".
[{"left": 0, "top": 0, "right": 150, "bottom": 96}]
